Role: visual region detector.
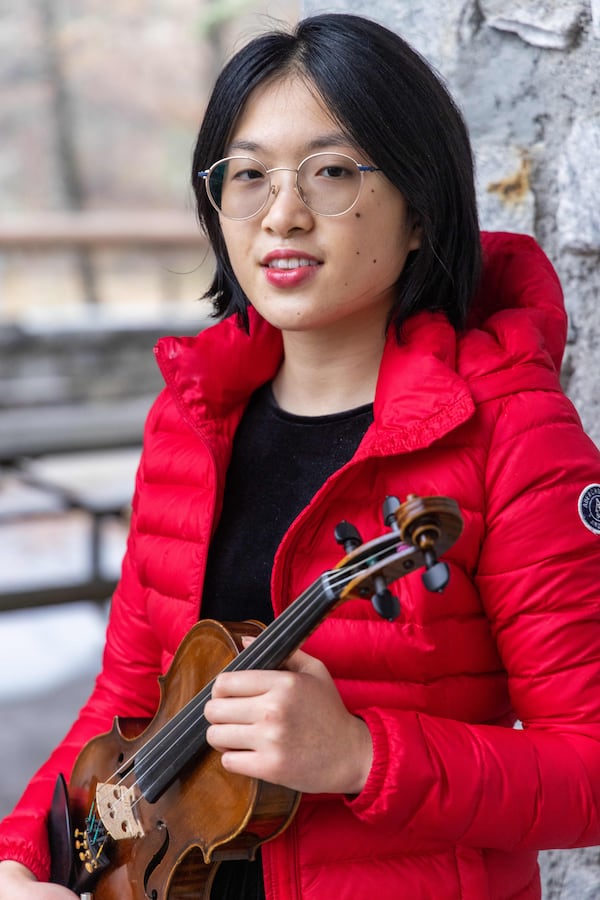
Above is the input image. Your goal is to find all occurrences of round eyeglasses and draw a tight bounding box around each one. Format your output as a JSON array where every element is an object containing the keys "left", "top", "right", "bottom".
[{"left": 198, "top": 152, "right": 381, "bottom": 220}]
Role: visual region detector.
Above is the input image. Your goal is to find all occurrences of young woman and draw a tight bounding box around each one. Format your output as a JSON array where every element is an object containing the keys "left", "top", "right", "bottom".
[{"left": 0, "top": 13, "right": 599, "bottom": 900}]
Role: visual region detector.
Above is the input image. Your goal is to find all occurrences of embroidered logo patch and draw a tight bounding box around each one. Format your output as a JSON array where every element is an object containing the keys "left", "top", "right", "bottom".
[{"left": 578, "top": 484, "right": 600, "bottom": 535}]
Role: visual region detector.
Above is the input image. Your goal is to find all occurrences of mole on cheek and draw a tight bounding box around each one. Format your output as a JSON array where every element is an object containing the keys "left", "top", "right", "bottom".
[
  {"left": 372, "top": 259, "right": 377, "bottom": 264},
  {"left": 355, "top": 212, "right": 361, "bottom": 218}
]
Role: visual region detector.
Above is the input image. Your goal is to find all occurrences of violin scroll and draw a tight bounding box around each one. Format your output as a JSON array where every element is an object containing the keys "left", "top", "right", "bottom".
[
  {"left": 335, "top": 493, "right": 463, "bottom": 620},
  {"left": 394, "top": 494, "right": 463, "bottom": 593}
]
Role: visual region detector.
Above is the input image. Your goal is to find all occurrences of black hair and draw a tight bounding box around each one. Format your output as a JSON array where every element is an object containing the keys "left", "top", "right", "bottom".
[{"left": 191, "top": 13, "right": 481, "bottom": 335}]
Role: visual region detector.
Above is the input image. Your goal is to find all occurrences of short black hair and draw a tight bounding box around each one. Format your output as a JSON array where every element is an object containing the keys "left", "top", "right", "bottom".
[{"left": 192, "top": 13, "right": 481, "bottom": 335}]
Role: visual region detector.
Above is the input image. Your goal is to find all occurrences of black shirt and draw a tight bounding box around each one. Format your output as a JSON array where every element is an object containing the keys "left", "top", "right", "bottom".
[
  {"left": 201, "top": 383, "right": 373, "bottom": 625},
  {"left": 201, "top": 383, "right": 373, "bottom": 899}
]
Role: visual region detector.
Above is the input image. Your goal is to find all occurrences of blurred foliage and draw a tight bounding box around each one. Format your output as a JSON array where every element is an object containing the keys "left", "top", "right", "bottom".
[{"left": 196, "top": 0, "right": 256, "bottom": 36}]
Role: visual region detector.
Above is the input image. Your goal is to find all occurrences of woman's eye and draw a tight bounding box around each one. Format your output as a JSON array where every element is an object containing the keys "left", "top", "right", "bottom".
[
  {"left": 319, "top": 165, "right": 350, "bottom": 179},
  {"left": 232, "top": 167, "right": 265, "bottom": 182}
]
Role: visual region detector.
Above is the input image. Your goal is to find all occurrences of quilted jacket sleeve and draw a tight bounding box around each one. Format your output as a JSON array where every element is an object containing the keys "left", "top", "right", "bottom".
[
  {"left": 0, "top": 453, "right": 164, "bottom": 882},
  {"left": 348, "top": 387, "right": 600, "bottom": 852}
]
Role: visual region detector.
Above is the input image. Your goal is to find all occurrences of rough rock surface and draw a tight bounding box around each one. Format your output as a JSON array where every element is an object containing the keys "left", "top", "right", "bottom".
[{"left": 306, "top": 0, "right": 600, "bottom": 454}]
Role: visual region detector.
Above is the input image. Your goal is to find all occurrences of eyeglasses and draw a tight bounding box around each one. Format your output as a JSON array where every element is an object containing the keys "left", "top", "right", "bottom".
[{"left": 198, "top": 152, "right": 381, "bottom": 220}]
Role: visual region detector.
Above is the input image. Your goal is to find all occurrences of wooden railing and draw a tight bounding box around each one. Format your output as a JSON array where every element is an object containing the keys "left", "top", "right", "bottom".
[{"left": 0, "top": 209, "right": 204, "bottom": 249}]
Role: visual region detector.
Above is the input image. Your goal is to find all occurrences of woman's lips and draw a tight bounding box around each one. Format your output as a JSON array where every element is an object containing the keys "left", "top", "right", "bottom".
[{"left": 261, "top": 251, "right": 321, "bottom": 287}]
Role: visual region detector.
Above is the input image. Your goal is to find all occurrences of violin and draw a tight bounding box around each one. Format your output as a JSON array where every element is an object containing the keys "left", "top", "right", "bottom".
[{"left": 48, "top": 494, "right": 462, "bottom": 900}]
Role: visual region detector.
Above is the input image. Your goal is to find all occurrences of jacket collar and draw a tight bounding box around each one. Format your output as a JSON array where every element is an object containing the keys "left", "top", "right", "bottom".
[
  {"left": 155, "top": 307, "right": 474, "bottom": 457},
  {"left": 154, "top": 232, "right": 565, "bottom": 458},
  {"left": 365, "top": 311, "right": 475, "bottom": 456}
]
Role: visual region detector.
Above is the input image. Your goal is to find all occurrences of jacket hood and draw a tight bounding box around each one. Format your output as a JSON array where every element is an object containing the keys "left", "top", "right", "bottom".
[
  {"left": 155, "top": 232, "right": 566, "bottom": 448},
  {"left": 458, "top": 231, "right": 567, "bottom": 401}
]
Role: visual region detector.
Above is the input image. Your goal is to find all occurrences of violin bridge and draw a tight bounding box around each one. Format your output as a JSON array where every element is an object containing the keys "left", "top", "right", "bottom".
[{"left": 95, "top": 782, "right": 145, "bottom": 841}]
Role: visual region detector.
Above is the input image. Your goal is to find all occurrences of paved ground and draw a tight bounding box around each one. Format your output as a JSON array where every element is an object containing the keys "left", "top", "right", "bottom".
[
  {"left": 0, "top": 460, "right": 126, "bottom": 820},
  {"left": 0, "top": 600, "right": 107, "bottom": 821},
  {"left": 0, "top": 672, "right": 97, "bottom": 819}
]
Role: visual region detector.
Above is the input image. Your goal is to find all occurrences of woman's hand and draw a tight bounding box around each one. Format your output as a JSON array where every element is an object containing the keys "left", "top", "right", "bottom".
[
  {"left": 205, "top": 647, "right": 373, "bottom": 795},
  {"left": 0, "top": 861, "right": 77, "bottom": 899}
]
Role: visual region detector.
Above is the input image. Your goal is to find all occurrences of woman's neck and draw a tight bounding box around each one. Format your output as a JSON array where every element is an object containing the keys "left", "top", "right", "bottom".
[{"left": 271, "top": 325, "right": 387, "bottom": 416}]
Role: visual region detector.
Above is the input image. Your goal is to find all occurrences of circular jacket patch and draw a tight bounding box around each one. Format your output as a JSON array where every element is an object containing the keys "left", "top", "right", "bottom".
[{"left": 578, "top": 484, "right": 600, "bottom": 534}]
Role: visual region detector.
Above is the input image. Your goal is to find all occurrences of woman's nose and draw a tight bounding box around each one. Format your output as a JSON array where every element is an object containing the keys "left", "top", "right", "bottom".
[{"left": 260, "top": 175, "right": 313, "bottom": 234}]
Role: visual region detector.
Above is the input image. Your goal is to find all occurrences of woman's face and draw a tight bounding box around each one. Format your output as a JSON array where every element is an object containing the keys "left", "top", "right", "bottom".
[{"left": 218, "top": 76, "right": 421, "bottom": 342}]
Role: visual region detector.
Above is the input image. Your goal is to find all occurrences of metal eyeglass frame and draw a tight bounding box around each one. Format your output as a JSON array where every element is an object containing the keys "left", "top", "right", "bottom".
[{"left": 197, "top": 151, "right": 382, "bottom": 220}]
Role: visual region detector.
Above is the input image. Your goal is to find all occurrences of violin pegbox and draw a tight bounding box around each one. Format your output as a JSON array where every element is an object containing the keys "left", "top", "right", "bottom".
[{"left": 334, "top": 494, "right": 463, "bottom": 622}]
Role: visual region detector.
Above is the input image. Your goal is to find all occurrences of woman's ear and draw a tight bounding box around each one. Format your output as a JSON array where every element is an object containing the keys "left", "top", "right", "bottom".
[{"left": 408, "top": 218, "right": 423, "bottom": 252}]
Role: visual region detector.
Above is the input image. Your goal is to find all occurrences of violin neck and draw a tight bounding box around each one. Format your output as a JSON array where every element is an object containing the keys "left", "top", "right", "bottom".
[{"left": 230, "top": 572, "right": 339, "bottom": 673}]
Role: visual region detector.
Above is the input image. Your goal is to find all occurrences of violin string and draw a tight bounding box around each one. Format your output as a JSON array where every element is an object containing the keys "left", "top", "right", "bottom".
[
  {"left": 110, "top": 586, "right": 330, "bottom": 802},
  {"left": 125, "top": 564, "right": 358, "bottom": 801},
  {"left": 101, "top": 566, "right": 342, "bottom": 797},
  {"left": 123, "top": 550, "right": 386, "bottom": 801},
  {"left": 114, "top": 538, "right": 408, "bottom": 806},
  {"left": 103, "top": 537, "right": 408, "bottom": 806},
  {"left": 128, "top": 537, "right": 412, "bottom": 804},
  {"left": 128, "top": 592, "right": 335, "bottom": 808},
  {"left": 109, "top": 538, "right": 403, "bottom": 808}
]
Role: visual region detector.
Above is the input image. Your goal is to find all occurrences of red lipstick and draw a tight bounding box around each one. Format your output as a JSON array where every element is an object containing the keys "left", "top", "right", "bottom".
[{"left": 261, "top": 249, "right": 321, "bottom": 288}]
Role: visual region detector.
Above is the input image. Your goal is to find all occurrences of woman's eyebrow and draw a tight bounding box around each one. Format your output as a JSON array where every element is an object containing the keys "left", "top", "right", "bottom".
[
  {"left": 307, "top": 133, "right": 356, "bottom": 151},
  {"left": 227, "top": 139, "right": 263, "bottom": 154},
  {"left": 226, "top": 133, "right": 355, "bottom": 156}
]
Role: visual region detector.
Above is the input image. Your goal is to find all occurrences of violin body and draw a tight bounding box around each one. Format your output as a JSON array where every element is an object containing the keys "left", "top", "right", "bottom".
[
  {"left": 48, "top": 495, "right": 463, "bottom": 900},
  {"left": 53, "top": 620, "right": 299, "bottom": 900}
]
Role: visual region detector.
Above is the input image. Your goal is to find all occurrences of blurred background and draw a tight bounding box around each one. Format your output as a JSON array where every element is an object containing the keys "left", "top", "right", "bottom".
[
  {"left": 0, "top": 0, "right": 298, "bottom": 819},
  {"left": 1, "top": 0, "right": 300, "bottom": 320}
]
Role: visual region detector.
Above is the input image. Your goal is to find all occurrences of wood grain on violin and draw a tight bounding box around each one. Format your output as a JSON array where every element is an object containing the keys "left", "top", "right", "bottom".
[{"left": 48, "top": 495, "right": 462, "bottom": 900}]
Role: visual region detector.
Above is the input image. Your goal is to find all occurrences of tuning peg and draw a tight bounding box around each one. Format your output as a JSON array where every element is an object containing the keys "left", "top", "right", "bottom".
[
  {"left": 382, "top": 496, "right": 401, "bottom": 531},
  {"left": 334, "top": 520, "right": 362, "bottom": 553},
  {"left": 421, "top": 554, "right": 450, "bottom": 593},
  {"left": 371, "top": 575, "right": 400, "bottom": 621}
]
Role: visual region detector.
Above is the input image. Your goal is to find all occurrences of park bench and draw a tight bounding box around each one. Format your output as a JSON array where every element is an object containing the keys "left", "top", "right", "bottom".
[{"left": 0, "top": 446, "right": 142, "bottom": 612}]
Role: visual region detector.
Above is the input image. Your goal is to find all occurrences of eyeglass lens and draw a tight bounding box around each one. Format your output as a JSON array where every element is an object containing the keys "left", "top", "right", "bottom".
[{"left": 207, "top": 153, "right": 364, "bottom": 219}]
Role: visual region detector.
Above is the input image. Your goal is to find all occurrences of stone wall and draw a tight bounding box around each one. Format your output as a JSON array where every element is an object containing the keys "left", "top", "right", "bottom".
[
  {"left": 300, "top": 2, "right": 600, "bottom": 897},
  {"left": 304, "top": 0, "right": 600, "bottom": 451}
]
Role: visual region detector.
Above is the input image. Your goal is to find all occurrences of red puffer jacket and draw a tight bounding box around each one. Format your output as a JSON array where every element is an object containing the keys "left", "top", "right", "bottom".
[{"left": 1, "top": 232, "right": 599, "bottom": 899}]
